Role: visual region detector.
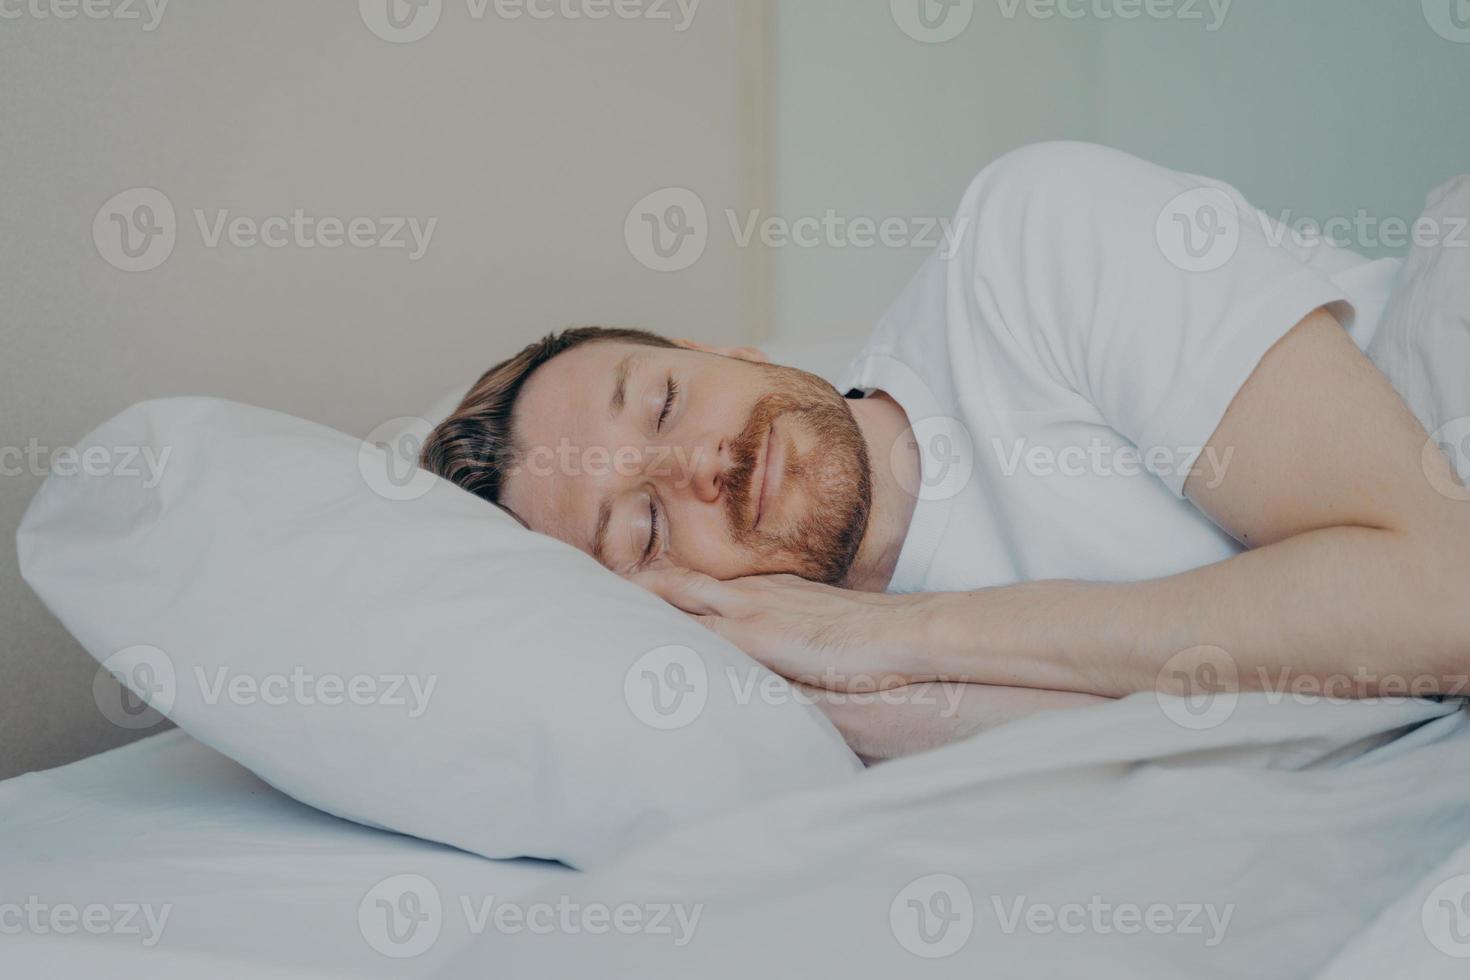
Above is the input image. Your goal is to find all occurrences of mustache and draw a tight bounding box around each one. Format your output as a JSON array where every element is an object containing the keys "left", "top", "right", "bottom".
[{"left": 723, "top": 391, "right": 795, "bottom": 534}]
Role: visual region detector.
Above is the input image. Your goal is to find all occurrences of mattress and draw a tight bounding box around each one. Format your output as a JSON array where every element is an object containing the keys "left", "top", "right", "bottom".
[{"left": 0, "top": 730, "right": 573, "bottom": 978}]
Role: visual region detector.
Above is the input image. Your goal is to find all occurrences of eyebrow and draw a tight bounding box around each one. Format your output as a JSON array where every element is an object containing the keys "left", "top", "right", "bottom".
[
  {"left": 609, "top": 352, "right": 649, "bottom": 418},
  {"left": 609, "top": 353, "right": 632, "bottom": 416}
]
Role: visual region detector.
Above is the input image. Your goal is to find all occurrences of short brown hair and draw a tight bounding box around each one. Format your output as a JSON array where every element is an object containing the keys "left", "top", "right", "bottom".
[{"left": 420, "top": 326, "right": 678, "bottom": 510}]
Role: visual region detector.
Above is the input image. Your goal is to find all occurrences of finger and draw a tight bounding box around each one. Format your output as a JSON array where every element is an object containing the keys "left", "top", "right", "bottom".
[
  {"left": 733, "top": 346, "right": 770, "bottom": 364},
  {"left": 629, "top": 567, "right": 733, "bottom": 616}
]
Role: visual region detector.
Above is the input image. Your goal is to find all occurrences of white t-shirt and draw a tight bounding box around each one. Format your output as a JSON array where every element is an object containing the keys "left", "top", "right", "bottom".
[{"left": 840, "top": 142, "right": 1403, "bottom": 594}]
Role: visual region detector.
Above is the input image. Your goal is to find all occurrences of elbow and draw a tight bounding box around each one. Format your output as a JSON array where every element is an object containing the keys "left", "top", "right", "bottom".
[
  {"left": 1428, "top": 540, "right": 1470, "bottom": 693},
  {"left": 1451, "top": 591, "right": 1470, "bottom": 690},
  {"left": 1449, "top": 521, "right": 1470, "bottom": 665},
  {"left": 1395, "top": 520, "right": 1470, "bottom": 694}
]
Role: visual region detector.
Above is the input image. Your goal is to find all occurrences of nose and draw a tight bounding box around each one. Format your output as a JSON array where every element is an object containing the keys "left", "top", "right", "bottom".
[{"left": 655, "top": 434, "right": 726, "bottom": 505}]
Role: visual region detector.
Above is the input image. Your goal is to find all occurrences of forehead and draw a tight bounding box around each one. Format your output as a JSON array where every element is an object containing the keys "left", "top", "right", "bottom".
[
  {"left": 501, "top": 341, "right": 657, "bottom": 545},
  {"left": 515, "top": 340, "right": 657, "bottom": 440}
]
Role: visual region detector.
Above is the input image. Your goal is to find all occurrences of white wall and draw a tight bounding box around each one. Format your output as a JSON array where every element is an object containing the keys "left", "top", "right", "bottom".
[
  {"left": 0, "top": 0, "right": 766, "bottom": 777},
  {"left": 770, "top": 0, "right": 1102, "bottom": 338},
  {"left": 1099, "top": 0, "right": 1470, "bottom": 257},
  {"left": 771, "top": 0, "right": 1470, "bottom": 337}
]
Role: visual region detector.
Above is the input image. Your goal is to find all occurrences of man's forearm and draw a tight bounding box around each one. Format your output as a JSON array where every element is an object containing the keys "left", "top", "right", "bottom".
[{"left": 913, "top": 525, "right": 1470, "bottom": 699}]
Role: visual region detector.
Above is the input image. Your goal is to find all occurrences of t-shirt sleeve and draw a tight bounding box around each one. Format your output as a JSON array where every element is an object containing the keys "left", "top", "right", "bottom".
[{"left": 951, "top": 141, "right": 1352, "bottom": 497}]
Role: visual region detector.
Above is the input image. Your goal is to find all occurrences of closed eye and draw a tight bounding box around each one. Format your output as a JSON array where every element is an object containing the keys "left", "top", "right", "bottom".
[
  {"left": 656, "top": 376, "right": 679, "bottom": 431},
  {"left": 641, "top": 495, "right": 663, "bottom": 564}
]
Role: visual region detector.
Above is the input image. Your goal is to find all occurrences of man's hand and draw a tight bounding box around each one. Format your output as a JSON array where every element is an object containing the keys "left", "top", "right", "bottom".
[
  {"left": 630, "top": 568, "right": 1111, "bottom": 759},
  {"left": 629, "top": 568, "right": 931, "bottom": 691}
]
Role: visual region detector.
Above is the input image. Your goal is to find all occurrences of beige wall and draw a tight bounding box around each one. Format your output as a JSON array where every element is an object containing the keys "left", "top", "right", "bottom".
[{"left": 0, "top": 0, "right": 769, "bottom": 778}]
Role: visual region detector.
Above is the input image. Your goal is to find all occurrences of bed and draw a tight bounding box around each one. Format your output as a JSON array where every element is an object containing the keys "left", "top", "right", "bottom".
[
  {"left": 0, "top": 730, "right": 573, "bottom": 978},
  {"left": 7, "top": 695, "right": 1470, "bottom": 979},
  {"left": 436, "top": 693, "right": 1470, "bottom": 979}
]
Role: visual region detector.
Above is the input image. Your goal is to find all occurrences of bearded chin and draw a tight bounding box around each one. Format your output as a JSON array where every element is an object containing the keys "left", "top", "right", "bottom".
[
  {"left": 787, "top": 433, "right": 872, "bottom": 585},
  {"left": 724, "top": 367, "right": 874, "bottom": 586}
]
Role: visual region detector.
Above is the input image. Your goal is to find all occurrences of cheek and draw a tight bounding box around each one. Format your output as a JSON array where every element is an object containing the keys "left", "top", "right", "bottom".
[{"left": 667, "top": 507, "right": 750, "bottom": 579}]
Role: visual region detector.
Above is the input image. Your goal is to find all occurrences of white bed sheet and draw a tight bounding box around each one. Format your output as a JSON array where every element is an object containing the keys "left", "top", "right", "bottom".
[
  {"left": 0, "top": 730, "right": 573, "bottom": 978},
  {"left": 441, "top": 694, "right": 1470, "bottom": 979}
]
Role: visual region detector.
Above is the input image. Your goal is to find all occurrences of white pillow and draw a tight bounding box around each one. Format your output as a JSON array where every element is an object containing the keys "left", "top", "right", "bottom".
[{"left": 17, "top": 398, "right": 860, "bottom": 868}]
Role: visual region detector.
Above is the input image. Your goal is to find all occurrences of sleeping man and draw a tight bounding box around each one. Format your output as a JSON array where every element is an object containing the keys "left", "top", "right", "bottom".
[{"left": 422, "top": 142, "right": 1470, "bottom": 760}]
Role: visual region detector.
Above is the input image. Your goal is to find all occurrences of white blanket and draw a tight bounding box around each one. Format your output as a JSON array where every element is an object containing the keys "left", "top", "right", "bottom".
[{"left": 439, "top": 694, "right": 1470, "bottom": 979}]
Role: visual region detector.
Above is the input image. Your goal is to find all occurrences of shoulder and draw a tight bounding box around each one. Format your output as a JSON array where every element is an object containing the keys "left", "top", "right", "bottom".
[{"left": 959, "top": 141, "right": 1182, "bottom": 216}]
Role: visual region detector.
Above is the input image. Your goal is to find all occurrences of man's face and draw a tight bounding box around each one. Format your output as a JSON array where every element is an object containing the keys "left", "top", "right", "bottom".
[{"left": 501, "top": 341, "right": 872, "bottom": 584}]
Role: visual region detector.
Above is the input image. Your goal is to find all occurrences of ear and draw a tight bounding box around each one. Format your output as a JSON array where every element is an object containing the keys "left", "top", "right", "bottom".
[{"left": 674, "top": 338, "right": 770, "bottom": 364}]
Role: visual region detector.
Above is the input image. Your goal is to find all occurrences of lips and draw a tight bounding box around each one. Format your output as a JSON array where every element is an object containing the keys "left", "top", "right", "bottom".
[{"left": 753, "top": 418, "right": 784, "bottom": 529}]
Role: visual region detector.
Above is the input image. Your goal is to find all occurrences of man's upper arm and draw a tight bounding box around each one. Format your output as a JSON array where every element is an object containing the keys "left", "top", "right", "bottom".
[{"left": 1184, "top": 308, "right": 1464, "bottom": 548}]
